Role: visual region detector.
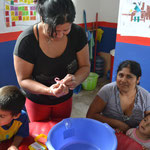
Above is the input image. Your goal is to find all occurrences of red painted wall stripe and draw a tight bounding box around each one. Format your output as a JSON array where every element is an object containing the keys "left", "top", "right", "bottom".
[
  {"left": 98, "top": 21, "right": 117, "bottom": 28},
  {"left": 2, "top": 23, "right": 150, "bottom": 46},
  {"left": 0, "top": 31, "right": 22, "bottom": 43},
  {"left": 78, "top": 21, "right": 117, "bottom": 29},
  {"left": 117, "top": 34, "right": 150, "bottom": 46},
  {"left": 0, "top": 21, "right": 117, "bottom": 43}
]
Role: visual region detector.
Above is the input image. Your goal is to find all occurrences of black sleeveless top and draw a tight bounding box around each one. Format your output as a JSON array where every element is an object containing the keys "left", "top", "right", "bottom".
[{"left": 14, "top": 23, "right": 87, "bottom": 105}]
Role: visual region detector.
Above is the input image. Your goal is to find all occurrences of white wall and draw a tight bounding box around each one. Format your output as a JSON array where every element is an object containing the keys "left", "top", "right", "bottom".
[
  {"left": 72, "top": 0, "right": 120, "bottom": 24},
  {"left": 72, "top": 0, "right": 100, "bottom": 23},
  {"left": 99, "top": 0, "right": 120, "bottom": 23}
]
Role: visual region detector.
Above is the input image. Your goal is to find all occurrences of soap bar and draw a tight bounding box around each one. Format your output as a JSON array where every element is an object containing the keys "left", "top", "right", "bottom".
[{"left": 28, "top": 142, "right": 47, "bottom": 150}]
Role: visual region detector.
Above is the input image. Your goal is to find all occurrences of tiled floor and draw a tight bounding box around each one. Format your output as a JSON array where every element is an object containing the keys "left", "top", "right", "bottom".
[{"left": 71, "top": 76, "right": 110, "bottom": 118}]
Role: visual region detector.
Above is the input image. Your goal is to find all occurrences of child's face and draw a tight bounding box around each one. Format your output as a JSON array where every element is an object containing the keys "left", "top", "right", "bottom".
[
  {"left": 0, "top": 109, "right": 16, "bottom": 126},
  {"left": 139, "top": 115, "right": 150, "bottom": 136}
]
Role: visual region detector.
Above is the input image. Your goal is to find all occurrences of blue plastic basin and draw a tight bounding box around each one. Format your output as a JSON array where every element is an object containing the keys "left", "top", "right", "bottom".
[{"left": 46, "top": 118, "right": 117, "bottom": 150}]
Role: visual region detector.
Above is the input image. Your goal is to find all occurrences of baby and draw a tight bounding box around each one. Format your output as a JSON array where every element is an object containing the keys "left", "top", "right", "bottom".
[
  {"left": 0, "top": 85, "right": 29, "bottom": 150},
  {"left": 126, "top": 113, "right": 150, "bottom": 149}
]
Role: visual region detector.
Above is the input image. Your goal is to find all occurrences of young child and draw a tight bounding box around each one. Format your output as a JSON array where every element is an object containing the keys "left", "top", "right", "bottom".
[
  {"left": 0, "top": 85, "right": 29, "bottom": 150},
  {"left": 126, "top": 113, "right": 150, "bottom": 149}
]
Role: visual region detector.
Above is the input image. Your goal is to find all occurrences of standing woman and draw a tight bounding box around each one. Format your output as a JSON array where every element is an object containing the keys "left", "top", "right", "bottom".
[
  {"left": 86, "top": 60, "right": 150, "bottom": 132},
  {"left": 14, "top": 0, "right": 90, "bottom": 122}
]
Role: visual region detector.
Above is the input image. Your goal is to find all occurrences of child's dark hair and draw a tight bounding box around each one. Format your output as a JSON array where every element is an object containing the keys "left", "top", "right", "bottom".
[
  {"left": 145, "top": 113, "right": 150, "bottom": 118},
  {"left": 36, "top": 0, "right": 76, "bottom": 38},
  {"left": 0, "top": 85, "right": 26, "bottom": 116}
]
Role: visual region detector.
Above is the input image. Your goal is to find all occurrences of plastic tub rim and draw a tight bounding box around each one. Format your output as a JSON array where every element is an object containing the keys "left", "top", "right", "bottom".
[{"left": 46, "top": 118, "right": 117, "bottom": 150}]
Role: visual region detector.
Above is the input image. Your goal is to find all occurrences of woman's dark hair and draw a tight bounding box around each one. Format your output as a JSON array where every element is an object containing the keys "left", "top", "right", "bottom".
[
  {"left": 36, "top": 0, "right": 76, "bottom": 37},
  {"left": 117, "top": 60, "right": 142, "bottom": 79}
]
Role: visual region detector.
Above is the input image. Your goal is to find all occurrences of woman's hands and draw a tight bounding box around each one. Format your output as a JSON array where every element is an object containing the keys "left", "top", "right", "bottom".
[
  {"left": 116, "top": 122, "right": 130, "bottom": 133},
  {"left": 62, "top": 74, "right": 77, "bottom": 90},
  {"left": 49, "top": 82, "right": 69, "bottom": 97},
  {"left": 48, "top": 74, "right": 77, "bottom": 97}
]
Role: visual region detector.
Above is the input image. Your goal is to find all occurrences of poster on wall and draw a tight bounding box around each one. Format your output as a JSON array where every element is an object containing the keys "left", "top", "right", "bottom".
[
  {"left": 0, "top": 0, "right": 40, "bottom": 34},
  {"left": 117, "top": 0, "right": 150, "bottom": 38}
]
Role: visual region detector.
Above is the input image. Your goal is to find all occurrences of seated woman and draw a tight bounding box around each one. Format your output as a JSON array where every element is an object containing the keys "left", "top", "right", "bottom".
[{"left": 86, "top": 60, "right": 150, "bottom": 133}]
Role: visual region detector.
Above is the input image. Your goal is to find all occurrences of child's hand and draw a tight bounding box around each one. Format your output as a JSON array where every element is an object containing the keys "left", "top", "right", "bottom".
[
  {"left": 142, "top": 146, "right": 149, "bottom": 150},
  {"left": 115, "top": 128, "right": 124, "bottom": 133},
  {"left": 7, "top": 145, "right": 18, "bottom": 150}
]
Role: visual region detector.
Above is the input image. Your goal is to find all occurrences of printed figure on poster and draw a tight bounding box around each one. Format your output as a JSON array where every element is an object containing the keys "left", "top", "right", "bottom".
[{"left": 117, "top": 0, "right": 150, "bottom": 37}]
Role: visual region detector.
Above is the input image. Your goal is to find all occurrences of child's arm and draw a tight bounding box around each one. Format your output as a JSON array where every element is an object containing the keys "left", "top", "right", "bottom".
[
  {"left": 142, "top": 146, "right": 149, "bottom": 150},
  {"left": 7, "top": 135, "right": 23, "bottom": 150}
]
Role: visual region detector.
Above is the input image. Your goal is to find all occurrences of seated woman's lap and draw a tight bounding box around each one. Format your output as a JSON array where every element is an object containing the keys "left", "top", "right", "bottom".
[{"left": 25, "top": 97, "right": 72, "bottom": 122}]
